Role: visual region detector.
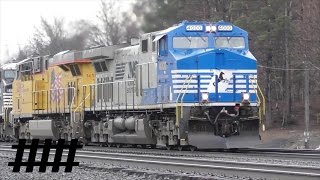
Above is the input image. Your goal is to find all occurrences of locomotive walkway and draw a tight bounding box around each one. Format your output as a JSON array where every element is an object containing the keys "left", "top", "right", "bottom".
[{"left": 0, "top": 146, "right": 320, "bottom": 179}]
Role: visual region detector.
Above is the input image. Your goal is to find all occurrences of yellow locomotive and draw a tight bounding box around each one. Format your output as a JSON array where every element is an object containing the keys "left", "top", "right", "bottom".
[{"left": 12, "top": 50, "right": 95, "bottom": 140}]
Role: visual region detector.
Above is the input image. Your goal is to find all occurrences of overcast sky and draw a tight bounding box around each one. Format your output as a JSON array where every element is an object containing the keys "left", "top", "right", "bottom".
[{"left": 0, "top": 0, "right": 132, "bottom": 63}]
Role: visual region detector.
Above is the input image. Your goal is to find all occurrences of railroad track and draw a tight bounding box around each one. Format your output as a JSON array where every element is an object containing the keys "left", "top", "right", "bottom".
[
  {"left": 207, "top": 147, "right": 320, "bottom": 161},
  {"left": 0, "top": 147, "right": 320, "bottom": 180},
  {"left": 0, "top": 143, "right": 319, "bottom": 162}
]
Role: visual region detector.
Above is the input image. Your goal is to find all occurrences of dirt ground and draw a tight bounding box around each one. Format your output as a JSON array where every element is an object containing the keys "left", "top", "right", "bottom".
[
  {"left": 258, "top": 124, "right": 320, "bottom": 149},
  {"left": 259, "top": 95, "right": 320, "bottom": 149}
]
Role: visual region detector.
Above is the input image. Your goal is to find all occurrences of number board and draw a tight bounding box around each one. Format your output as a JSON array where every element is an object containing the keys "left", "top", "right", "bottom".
[
  {"left": 186, "top": 25, "right": 203, "bottom": 32},
  {"left": 217, "top": 25, "right": 233, "bottom": 31}
]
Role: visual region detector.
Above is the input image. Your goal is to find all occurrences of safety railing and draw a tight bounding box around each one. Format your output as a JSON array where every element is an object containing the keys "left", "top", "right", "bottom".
[
  {"left": 72, "top": 92, "right": 91, "bottom": 123},
  {"left": 249, "top": 75, "right": 265, "bottom": 129},
  {"left": 32, "top": 87, "right": 75, "bottom": 115},
  {"left": 175, "top": 75, "right": 195, "bottom": 127},
  {"left": 82, "top": 80, "right": 135, "bottom": 112}
]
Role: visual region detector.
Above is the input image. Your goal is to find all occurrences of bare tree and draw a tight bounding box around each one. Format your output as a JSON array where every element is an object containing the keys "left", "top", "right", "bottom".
[
  {"left": 89, "top": 0, "right": 139, "bottom": 46},
  {"left": 27, "top": 17, "right": 94, "bottom": 56},
  {"left": 28, "top": 17, "right": 66, "bottom": 55}
]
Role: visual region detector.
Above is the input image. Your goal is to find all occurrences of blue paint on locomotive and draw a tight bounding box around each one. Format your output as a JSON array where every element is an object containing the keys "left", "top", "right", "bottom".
[{"left": 149, "top": 21, "right": 258, "bottom": 105}]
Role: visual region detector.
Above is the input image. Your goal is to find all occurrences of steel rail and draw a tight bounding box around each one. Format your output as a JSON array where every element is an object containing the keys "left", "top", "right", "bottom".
[
  {"left": 0, "top": 144, "right": 319, "bottom": 161},
  {"left": 0, "top": 148, "right": 320, "bottom": 180}
]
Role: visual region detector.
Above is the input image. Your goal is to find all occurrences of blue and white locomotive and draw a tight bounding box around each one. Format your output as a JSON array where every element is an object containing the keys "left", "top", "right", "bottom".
[{"left": 84, "top": 20, "right": 261, "bottom": 149}]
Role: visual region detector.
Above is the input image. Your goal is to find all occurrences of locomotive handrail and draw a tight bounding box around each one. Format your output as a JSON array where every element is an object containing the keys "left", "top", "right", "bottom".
[
  {"left": 82, "top": 79, "right": 135, "bottom": 111},
  {"left": 249, "top": 76, "right": 260, "bottom": 104},
  {"left": 249, "top": 75, "right": 265, "bottom": 131},
  {"left": 83, "top": 79, "right": 134, "bottom": 86},
  {"left": 249, "top": 77, "right": 261, "bottom": 119},
  {"left": 73, "top": 92, "right": 91, "bottom": 123},
  {"left": 249, "top": 76, "right": 265, "bottom": 115},
  {"left": 180, "top": 76, "right": 195, "bottom": 119},
  {"left": 175, "top": 75, "right": 195, "bottom": 127},
  {"left": 32, "top": 87, "right": 75, "bottom": 113},
  {"left": 33, "top": 87, "right": 76, "bottom": 130},
  {"left": 69, "top": 87, "right": 77, "bottom": 124}
]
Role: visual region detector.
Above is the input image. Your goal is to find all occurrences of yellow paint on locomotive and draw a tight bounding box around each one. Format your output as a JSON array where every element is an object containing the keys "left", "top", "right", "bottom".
[
  {"left": 12, "top": 78, "right": 33, "bottom": 117},
  {"left": 12, "top": 61, "right": 95, "bottom": 118}
]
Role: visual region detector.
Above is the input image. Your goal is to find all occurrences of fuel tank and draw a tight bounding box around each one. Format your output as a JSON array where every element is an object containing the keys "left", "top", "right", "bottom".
[{"left": 28, "top": 119, "right": 59, "bottom": 140}]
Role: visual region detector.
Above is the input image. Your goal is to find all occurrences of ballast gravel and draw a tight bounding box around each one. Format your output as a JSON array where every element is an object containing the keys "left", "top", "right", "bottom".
[
  {"left": 0, "top": 152, "right": 262, "bottom": 180},
  {"left": 82, "top": 146, "right": 320, "bottom": 168}
]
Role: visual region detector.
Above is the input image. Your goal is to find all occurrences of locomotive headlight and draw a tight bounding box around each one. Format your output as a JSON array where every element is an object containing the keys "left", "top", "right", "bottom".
[
  {"left": 205, "top": 25, "right": 216, "bottom": 32},
  {"left": 242, "top": 92, "right": 250, "bottom": 101},
  {"left": 202, "top": 92, "right": 209, "bottom": 102}
]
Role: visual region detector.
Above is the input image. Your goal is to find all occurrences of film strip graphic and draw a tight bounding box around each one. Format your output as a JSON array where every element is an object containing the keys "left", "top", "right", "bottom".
[{"left": 8, "top": 139, "right": 83, "bottom": 172}]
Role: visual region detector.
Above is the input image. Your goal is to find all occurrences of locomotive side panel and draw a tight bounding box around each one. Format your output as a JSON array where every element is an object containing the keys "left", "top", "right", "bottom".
[
  {"left": 113, "top": 46, "right": 141, "bottom": 108},
  {"left": 12, "top": 77, "right": 33, "bottom": 118},
  {"left": 138, "top": 33, "right": 158, "bottom": 106}
]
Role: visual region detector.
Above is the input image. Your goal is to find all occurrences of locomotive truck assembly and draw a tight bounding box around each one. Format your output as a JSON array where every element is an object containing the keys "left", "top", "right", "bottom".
[{"left": 0, "top": 21, "right": 264, "bottom": 150}]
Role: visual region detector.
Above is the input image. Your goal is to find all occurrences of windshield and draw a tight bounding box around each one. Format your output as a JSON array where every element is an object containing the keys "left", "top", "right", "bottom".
[
  {"left": 173, "top": 36, "right": 208, "bottom": 49},
  {"left": 214, "top": 37, "right": 245, "bottom": 49},
  {"left": 4, "top": 70, "right": 15, "bottom": 79}
]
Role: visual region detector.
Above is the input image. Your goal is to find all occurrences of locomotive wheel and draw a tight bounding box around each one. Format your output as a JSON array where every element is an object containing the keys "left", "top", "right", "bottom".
[
  {"left": 107, "top": 144, "right": 112, "bottom": 147},
  {"left": 116, "top": 144, "right": 122, "bottom": 148},
  {"left": 189, "top": 146, "right": 197, "bottom": 152},
  {"left": 178, "top": 146, "right": 183, "bottom": 151},
  {"left": 166, "top": 145, "right": 173, "bottom": 150}
]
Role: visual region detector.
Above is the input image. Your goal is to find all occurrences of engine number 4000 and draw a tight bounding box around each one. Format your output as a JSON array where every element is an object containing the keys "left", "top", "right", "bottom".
[{"left": 186, "top": 25, "right": 203, "bottom": 31}]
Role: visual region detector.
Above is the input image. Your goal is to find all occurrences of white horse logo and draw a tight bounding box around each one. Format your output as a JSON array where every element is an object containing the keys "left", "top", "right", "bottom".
[{"left": 207, "top": 70, "right": 233, "bottom": 93}]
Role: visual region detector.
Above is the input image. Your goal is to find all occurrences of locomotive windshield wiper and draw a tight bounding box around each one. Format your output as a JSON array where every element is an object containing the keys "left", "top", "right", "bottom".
[
  {"left": 196, "top": 32, "right": 206, "bottom": 43},
  {"left": 182, "top": 33, "right": 191, "bottom": 42}
]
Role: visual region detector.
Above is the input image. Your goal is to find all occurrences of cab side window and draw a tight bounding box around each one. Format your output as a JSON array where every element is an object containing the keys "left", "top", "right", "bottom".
[
  {"left": 159, "top": 36, "right": 168, "bottom": 56},
  {"left": 142, "top": 39, "right": 148, "bottom": 53}
]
